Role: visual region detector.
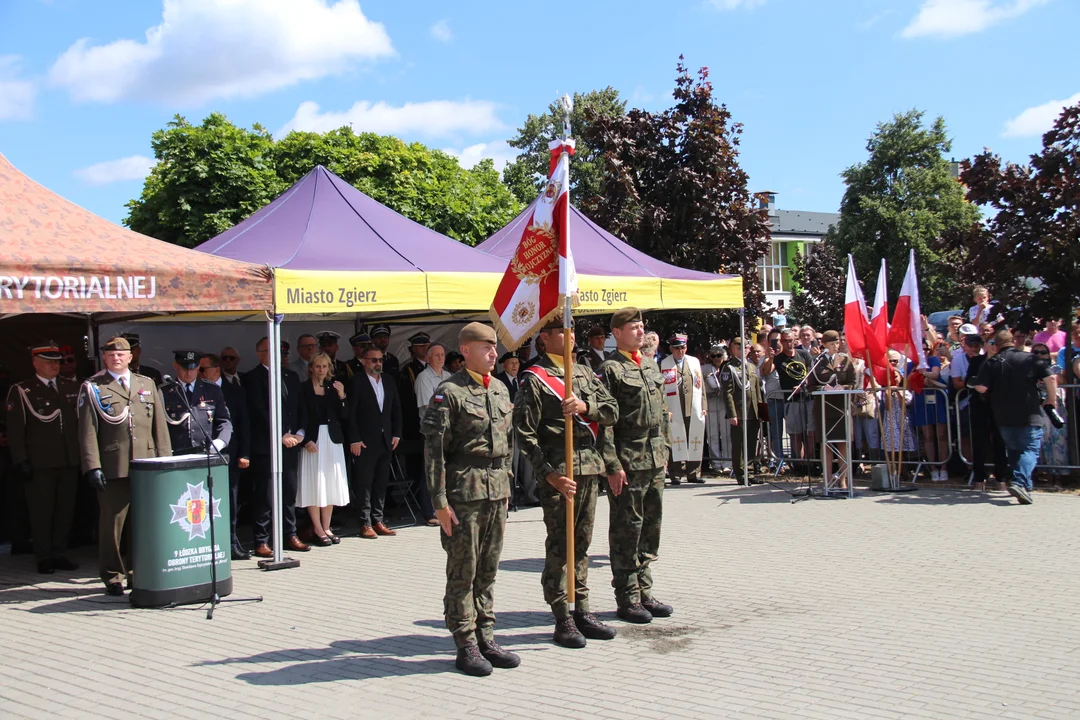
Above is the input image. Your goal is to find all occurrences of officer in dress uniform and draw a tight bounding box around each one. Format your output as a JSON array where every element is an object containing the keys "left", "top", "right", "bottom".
[
  {"left": 371, "top": 324, "right": 400, "bottom": 379},
  {"left": 583, "top": 325, "right": 609, "bottom": 372},
  {"left": 318, "top": 331, "right": 351, "bottom": 380},
  {"left": 78, "top": 336, "right": 172, "bottom": 596},
  {"left": 346, "top": 332, "right": 373, "bottom": 378},
  {"left": 514, "top": 317, "right": 620, "bottom": 649},
  {"left": 420, "top": 322, "right": 518, "bottom": 677},
  {"left": 723, "top": 337, "right": 763, "bottom": 483},
  {"left": 122, "top": 333, "right": 163, "bottom": 386},
  {"left": 399, "top": 331, "right": 431, "bottom": 488},
  {"left": 161, "top": 351, "right": 232, "bottom": 456},
  {"left": 5, "top": 342, "right": 81, "bottom": 574}
]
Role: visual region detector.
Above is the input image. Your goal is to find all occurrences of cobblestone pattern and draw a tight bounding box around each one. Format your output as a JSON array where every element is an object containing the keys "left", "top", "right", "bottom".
[{"left": 1, "top": 483, "right": 1078, "bottom": 719}]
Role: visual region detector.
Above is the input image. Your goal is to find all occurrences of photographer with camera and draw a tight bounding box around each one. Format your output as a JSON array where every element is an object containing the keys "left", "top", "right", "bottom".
[{"left": 973, "top": 330, "right": 1059, "bottom": 505}]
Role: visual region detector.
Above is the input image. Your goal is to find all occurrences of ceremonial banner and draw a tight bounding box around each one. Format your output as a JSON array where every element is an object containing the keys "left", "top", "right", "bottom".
[
  {"left": 489, "top": 139, "right": 578, "bottom": 349},
  {"left": 844, "top": 254, "right": 872, "bottom": 358}
]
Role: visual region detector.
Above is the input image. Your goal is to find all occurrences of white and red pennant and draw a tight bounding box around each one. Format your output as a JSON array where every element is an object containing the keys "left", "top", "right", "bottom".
[{"left": 489, "top": 139, "right": 578, "bottom": 350}]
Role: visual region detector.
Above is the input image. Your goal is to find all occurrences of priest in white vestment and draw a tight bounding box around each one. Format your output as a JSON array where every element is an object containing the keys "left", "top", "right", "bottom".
[{"left": 661, "top": 333, "right": 706, "bottom": 483}]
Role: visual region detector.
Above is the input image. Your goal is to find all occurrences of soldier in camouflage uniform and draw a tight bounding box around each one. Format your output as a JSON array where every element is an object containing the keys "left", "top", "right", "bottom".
[
  {"left": 421, "top": 322, "right": 520, "bottom": 677},
  {"left": 514, "top": 318, "right": 619, "bottom": 648},
  {"left": 598, "top": 308, "right": 674, "bottom": 624},
  {"left": 723, "top": 337, "right": 763, "bottom": 483}
]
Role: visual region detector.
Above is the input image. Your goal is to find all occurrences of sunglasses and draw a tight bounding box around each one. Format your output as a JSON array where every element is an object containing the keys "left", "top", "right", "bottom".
[
  {"left": 1032, "top": 350, "right": 1050, "bottom": 356},
  {"left": 221, "top": 355, "right": 238, "bottom": 361},
  {"left": 63, "top": 356, "right": 76, "bottom": 362}
]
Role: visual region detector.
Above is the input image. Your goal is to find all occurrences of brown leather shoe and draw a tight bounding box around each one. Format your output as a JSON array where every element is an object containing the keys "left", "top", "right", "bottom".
[
  {"left": 359, "top": 525, "right": 378, "bottom": 539},
  {"left": 373, "top": 522, "right": 397, "bottom": 536},
  {"left": 253, "top": 543, "right": 273, "bottom": 558},
  {"left": 287, "top": 535, "right": 311, "bottom": 552}
]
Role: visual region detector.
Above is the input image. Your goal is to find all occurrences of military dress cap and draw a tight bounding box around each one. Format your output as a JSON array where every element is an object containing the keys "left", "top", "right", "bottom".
[
  {"left": 30, "top": 342, "right": 63, "bottom": 360},
  {"left": 349, "top": 332, "right": 372, "bottom": 347},
  {"left": 370, "top": 323, "right": 392, "bottom": 337},
  {"left": 458, "top": 322, "right": 496, "bottom": 345},
  {"left": 822, "top": 330, "right": 841, "bottom": 343},
  {"left": 59, "top": 345, "right": 74, "bottom": 356},
  {"left": 498, "top": 351, "right": 516, "bottom": 364},
  {"left": 120, "top": 332, "right": 141, "bottom": 348},
  {"left": 610, "top": 307, "right": 643, "bottom": 329},
  {"left": 173, "top": 350, "right": 201, "bottom": 369},
  {"left": 102, "top": 336, "right": 131, "bottom": 352},
  {"left": 668, "top": 333, "right": 688, "bottom": 348},
  {"left": 280, "top": 340, "right": 291, "bottom": 352},
  {"left": 408, "top": 331, "right": 432, "bottom": 346},
  {"left": 587, "top": 325, "right": 607, "bottom": 338},
  {"left": 729, "top": 336, "right": 744, "bottom": 347},
  {"left": 317, "top": 331, "right": 340, "bottom": 345}
]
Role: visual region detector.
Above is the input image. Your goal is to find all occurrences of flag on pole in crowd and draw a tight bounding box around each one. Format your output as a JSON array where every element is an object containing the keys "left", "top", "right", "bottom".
[
  {"left": 843, "top": 254, "right": 872, "bottom": 358},
  {"left": 870, "top": 258, "right": 889, "bottom": 359},
  {"left": 489, "top": 138, "right": 578, "bottom": 350},
  {"left": 887, "top": 249, "right": 927, "bottom": 393}
]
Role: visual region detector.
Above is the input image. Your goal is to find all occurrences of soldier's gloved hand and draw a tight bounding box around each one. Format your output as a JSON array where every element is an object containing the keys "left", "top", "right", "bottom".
[
  {"left": 14, "top": 461, "right": 33, "bottom": 483},
  {"left": 84, "top": 469, "right": 107, "bottom": 491}
]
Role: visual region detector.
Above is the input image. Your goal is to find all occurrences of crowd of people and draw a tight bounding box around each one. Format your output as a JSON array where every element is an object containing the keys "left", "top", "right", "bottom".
[{"left": 1, "top": 289, "right": 1076, "bottom": 595}]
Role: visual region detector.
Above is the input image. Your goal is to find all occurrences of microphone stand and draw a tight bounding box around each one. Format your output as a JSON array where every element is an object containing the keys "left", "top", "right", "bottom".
[
  {"left": 783, "top": 352, "right": 843, "bottom": 504},
  {"left": 163, "top": 378, "right": 263, "bottom": 619}
]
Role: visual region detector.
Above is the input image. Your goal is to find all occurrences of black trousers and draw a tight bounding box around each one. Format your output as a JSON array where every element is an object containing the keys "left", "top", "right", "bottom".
[
  {"left": 228, "top": 460, "right": 243, "bottom": 547},
  {"left": 27, "top": 466, "right": 78, "bottom": 561},
  {"left": 352, "top": 444, "right": 391, "bottom": 526},
  {"left": 970, "top": 406, "right": 1010, "bottom": 483},
  {"left": 251, "top": 447, "right": 300, "bottom": 543}
]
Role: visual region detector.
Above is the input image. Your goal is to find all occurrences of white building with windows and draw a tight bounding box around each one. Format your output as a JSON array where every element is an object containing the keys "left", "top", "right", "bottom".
[{"left": 755, "top": 192, "right": 839, "bottom": 311}]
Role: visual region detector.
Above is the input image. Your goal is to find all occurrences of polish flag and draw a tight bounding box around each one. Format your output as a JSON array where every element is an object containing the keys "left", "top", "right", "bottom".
[
  {"left": 867, "top": 259, "right": 893, "bottom": 387},
  {"left": 843, "top": 254, "right": 871, "bottom": 358},
  {"left": 887, "top": 250, "right": 927, "bottom": 393},
  {"left": 490, "top": 138, "right": 578, "bottom": 349}
]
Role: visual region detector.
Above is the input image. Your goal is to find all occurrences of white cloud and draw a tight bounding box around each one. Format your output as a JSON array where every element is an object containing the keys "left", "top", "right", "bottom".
[
  {"left": 0, "top": 55, "right": 36, "bottom": 121},
  {"left": 74, "top": 155, "right": 155, "bottom": 186},
  {"left": 444, "top": 141, "right": 518, "bottom": 172},
  {"left": 430, "top": 19, "right": 453, "bottom": 43},
  {"left": 1003, "top": 92, "right": 1080, "bottom": 137},
  {"left": 48, "top": 0, "right": 394, "bottom": 106},
  {"left": 901, "top": 0, "right": 1050, "bottom": 39},
  {"left": 706, "top": 0, "right": 765, "bottom": 9},
  {"left": 279, "top": 99, "right": 504, "bottom": 138}
]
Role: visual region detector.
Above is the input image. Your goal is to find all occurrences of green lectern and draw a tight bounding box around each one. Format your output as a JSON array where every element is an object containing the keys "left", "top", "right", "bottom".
[{"left": 129, "top": 454, "right": 232, "bottom": 608}]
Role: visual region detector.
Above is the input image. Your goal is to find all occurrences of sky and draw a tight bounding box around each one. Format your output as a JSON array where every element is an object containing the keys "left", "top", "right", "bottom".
[{"left": 0, "top": 0, "right": 1076, "bottom": 226}]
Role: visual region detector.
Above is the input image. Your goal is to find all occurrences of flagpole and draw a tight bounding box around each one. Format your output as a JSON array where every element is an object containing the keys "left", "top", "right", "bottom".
[{"left": 558, "top": 95, "right": 576, "bottom": 608}]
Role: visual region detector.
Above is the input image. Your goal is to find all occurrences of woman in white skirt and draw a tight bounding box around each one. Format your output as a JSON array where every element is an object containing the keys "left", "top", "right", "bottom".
[{"left": 298, "top": 353, "right": 350, "bottom": 546}]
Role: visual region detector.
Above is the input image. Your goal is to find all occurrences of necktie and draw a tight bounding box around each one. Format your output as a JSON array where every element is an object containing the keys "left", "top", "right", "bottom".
[
  {"left": 482, "top": 375, "right": 490, "bottom": 389},
  {"left": 119, "top": 376, "right": 127, "bottom": 391},
  {"left": 631, "top": 351, "right": 642, "bottom": 366},
  {"left": 48, "top": 380, "right": 56, "bottom": 391}
]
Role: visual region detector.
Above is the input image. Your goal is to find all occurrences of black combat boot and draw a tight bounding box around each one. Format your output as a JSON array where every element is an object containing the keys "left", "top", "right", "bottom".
[
  {"left": 553, "top": 616, "right": 587, "bottom": 648},
  {"left": 616, "top": 602, "right": 653, "bottom": 624},
  {"left": 477, "top": 639, "right": 521, "bottom": 669},
  {"left": 574, "top": 610, "right": 617, "bottom": 640},
  {"left": 455, "top": 644, "right": 493, "bottom": 677},
  {"left": 642, "top": 598, "right": 674, "bottom": 617}
]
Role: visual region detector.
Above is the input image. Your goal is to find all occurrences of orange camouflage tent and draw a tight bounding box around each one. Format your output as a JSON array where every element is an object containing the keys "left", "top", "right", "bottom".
[{"left": 0, "top": 152, "right": 272, "bottom": 315}]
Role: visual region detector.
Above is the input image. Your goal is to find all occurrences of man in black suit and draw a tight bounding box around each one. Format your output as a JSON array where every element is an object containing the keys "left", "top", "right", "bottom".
[
  {"left": 347, "top": 345, "right": 402, "bottom": 539},
  {"left": 200, "top": 353, "right": 251, "bottom": 560},
  {"left": 245, "top": 337, "right": 309, "bottom": 557},
  {"left": 583, "top": 325, "right": 609, "bottom": 372}
]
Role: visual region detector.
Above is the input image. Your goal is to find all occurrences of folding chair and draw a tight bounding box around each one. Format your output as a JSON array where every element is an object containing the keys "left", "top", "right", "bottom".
[{"left": 384, "top": 454, "right": 420, "bottom": 529}]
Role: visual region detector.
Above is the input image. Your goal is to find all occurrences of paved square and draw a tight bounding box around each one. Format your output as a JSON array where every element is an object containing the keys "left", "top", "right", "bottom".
[{"left": 2, "top": 481, "right": 1078, "bottom": 719}]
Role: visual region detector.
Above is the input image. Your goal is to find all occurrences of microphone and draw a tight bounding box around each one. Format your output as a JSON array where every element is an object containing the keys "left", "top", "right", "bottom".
[{"left": 161, "top": 374, "right": 177, "bottom": 386}]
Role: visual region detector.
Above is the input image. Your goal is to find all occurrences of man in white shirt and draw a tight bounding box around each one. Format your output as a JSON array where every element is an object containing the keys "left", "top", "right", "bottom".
[{"left": 415, "top": 344, "right": 451, "bottom": 408}]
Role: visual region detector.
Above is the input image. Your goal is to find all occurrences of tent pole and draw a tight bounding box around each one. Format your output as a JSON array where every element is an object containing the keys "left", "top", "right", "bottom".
[
  {"left": 270, "top": 315, "right": 284, "bottom": 563},
  {"left": 739, "top": 308, "right": 749, "bottom": 487}
]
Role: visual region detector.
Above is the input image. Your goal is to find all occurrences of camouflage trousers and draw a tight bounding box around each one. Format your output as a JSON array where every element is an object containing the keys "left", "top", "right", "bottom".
[
  {"left": 607, "top": 467, "right": 664, "bottom": 607},
  {"left": 440, "top": 498, "right": 506, "bottom": 648},
  {"left": 540, "top": 474, "right": 598, "bottom": 619}
]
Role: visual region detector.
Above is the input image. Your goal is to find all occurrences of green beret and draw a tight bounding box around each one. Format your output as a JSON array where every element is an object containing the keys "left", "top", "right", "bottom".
[
  {"left": 459, "top": 322, "right": 497, "bottom": 345},
  {"left": 822, "top": 330, "right": 841, "bottom": 343},
  {"left": 610, "top": 307, "right": 643, "bottom": 329}
]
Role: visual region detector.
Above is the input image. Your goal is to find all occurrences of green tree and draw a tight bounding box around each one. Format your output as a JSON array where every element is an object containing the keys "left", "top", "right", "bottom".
[
  {"left": 126, "top": 115, "right": 521, "bottom": 248},
  {"left": 582, "top": 58, "right": 772, "bottom": 341},
  {"left": 829, "top": 110, "right": 978, "bottom": 313},
  {"left": 125, "top": 113, "right": 283, "bottom": 248},
  {"left": 502, "top": 87, "right": 626, "bottom": 205},
  {"left": 790, "top": 243, "right": 844, "bottom": 330}
]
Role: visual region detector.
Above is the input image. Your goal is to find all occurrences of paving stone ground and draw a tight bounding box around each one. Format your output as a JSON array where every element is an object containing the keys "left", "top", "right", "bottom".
[{"left": 2, "top": 480, "right": 1078, "bottom": 720}]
